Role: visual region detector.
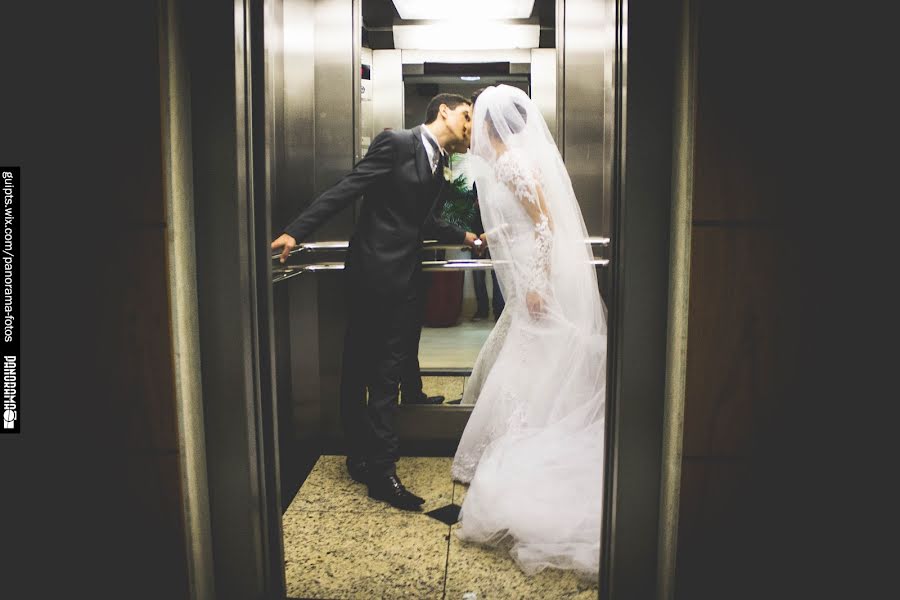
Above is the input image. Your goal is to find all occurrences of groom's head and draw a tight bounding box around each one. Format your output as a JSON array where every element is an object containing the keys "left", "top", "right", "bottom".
[{"left": 424, "top": 93, "right": 472, "bottom": 148}]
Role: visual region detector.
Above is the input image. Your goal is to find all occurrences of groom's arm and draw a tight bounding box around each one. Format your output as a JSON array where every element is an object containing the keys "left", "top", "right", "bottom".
[
  {"left": 282, "top": 130, "right": 395, "bottom": 242},
  {"left": 422, "top": 210, "right": 468, "bottom": 244},
  {"left": 423, "top": 211, "right": 478, "bottom": 249},
  {"left": 422, "top": 188, "right": 469, "bottom": 244}
]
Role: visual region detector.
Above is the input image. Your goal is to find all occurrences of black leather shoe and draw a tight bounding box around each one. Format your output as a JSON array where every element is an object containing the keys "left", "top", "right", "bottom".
[
  {"left": 367, "top": 474, "right": 425, "bottom": 511},
  {"left": 401, "top": 394, "right": 445, "bottom": 405},
  {"left": 346, "top": 457, "right": 369, "bottom": 484}
]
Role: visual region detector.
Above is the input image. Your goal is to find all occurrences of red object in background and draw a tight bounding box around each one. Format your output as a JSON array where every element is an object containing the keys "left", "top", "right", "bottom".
[{"left": 423, "top": 271, "right": 464, "bottom": 327}]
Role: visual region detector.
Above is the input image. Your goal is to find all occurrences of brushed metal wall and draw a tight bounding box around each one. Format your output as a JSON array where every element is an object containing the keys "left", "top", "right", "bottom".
[
  {"left": 312, "top": 0, "right": 356, "bottom": 234},
  {"left": 278, "top": 0, "right": 314, "bottom": 230},
  {"left": 562, "top": 0, "right": 617, "bottom": 240},
  {"left": 277, "top": 0, "right": 358, "bottom": 443},
  {"left": 278, "top": 0, "right": 321, "bottom": 443}
]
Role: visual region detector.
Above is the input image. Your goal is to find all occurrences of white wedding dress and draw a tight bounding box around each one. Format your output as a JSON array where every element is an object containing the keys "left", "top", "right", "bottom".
[{"left": 451, "top": 86, "right": 608, "bottom": 579}]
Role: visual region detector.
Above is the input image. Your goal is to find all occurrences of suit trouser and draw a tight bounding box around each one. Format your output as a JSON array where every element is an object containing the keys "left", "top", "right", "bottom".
[
  {"left": 340, "top": 274, "right": 427, "bottom": 477},
  {"left": 399, "top": 273, "right": 430, "bottom": 400}
]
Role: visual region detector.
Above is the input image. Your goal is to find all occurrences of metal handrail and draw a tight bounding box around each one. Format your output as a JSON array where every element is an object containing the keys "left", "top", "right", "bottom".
[
  {"left": 272, "top": 257, "right": 610, "bottom": 284},
  {"left": 271, "top": 236, "right": 610, "bottom": 261}
]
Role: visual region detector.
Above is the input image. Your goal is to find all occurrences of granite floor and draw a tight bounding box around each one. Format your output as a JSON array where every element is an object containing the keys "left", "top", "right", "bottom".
[
  {"left": 283, "top": 455, "right": 600, "bottom": 600},
  {"left": 419, "top": 376, "right": 466, "bottom": 404}
]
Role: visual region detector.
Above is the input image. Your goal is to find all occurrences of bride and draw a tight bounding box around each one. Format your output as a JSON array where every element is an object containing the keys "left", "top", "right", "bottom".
[{"left": 451, "top": 85, "right": 608, "bottom": 579}]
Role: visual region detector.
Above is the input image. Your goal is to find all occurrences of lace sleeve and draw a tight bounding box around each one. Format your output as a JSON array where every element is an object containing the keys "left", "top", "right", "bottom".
[
  {"left": 496, "top": 154, "right": 553, "bottom": 296},
  {"left": 527, "top": 213, "right": 552, "bottom": 295}
]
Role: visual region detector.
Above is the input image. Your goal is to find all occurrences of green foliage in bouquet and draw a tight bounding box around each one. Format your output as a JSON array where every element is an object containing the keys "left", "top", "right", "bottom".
[{"left": 440, "top": 170, "right": 477, "bottom": 231}]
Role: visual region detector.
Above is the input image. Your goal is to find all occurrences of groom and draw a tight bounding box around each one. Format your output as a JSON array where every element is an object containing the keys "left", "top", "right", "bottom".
[{"left": 272, "top": 94, "right": 478, "bottom": 510}]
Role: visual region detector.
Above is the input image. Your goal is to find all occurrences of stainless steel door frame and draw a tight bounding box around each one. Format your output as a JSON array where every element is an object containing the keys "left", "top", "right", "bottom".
[
  {"left": 178, "top": 0, "right": 284, "bottom": 597},
  {"left": 601, "top": 0, "right": 692, "bottom": 599}
]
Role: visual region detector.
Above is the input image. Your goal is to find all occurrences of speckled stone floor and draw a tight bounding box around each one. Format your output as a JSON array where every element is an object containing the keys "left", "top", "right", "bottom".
[
  {"left": 283, "top": 455, "right": 600, "bottom": 600},
  {"left": 419, "top": 376, "right": 466, "bottom": 404}
]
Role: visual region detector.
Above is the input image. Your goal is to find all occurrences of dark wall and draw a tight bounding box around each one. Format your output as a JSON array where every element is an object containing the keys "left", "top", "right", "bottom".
[
  {"left": 676, "top": 3, "right": 865, "bottom": 599},
  {"left": 676, "top": 3, "right": 776, "bottom": 594},
  {"left": 4, "top": 2, "right": 190, "bottom": 598}
]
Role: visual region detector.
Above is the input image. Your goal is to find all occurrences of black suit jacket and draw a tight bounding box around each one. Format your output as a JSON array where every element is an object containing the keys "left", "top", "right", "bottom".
[{"left": 283, "top": 126, "right": 466, "bottom": 295}]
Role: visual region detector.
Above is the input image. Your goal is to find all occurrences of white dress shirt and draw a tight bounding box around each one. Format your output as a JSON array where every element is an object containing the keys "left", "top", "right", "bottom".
[{"left": 420, "top": 125, "right": 446, "bottom": 174}]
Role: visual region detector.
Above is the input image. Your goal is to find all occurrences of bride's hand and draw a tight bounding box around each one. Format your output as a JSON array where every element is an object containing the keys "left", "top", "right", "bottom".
[{"left": 526, "top": 290, "right": 545, "bottom": 319}]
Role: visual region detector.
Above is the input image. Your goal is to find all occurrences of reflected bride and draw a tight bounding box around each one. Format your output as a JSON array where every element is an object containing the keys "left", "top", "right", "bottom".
[{"left": 451, "top": 85, "right": 608, "bottom": 579}]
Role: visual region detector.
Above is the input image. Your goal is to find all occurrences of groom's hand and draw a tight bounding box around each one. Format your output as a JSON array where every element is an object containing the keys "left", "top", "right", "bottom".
[
  {"left": 463, "top": 231, "right": 478, "bottom": 249},
  {"left": 475, "top": 233, "right": 489, "bottom": 257},
  {"left": 469, "top": 233, "right": 489, "bottom": 257},
  {"left": 271, "top": 233, "right": 297, "bottom": 264}
]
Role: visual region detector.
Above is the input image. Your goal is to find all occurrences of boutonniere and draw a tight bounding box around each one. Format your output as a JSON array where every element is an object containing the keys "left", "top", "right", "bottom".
[{"left": 443, "top": 165, "right": 452, "bottom": 182}]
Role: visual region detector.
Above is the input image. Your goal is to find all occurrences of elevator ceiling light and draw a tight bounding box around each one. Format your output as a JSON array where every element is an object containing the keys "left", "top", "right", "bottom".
[
  {"left": 393, "top": 22, "right": 540, "bottom": 50},
  {"left": 391, "top": 0, "right": 535, "bottom": 20},
  {"left": 402, "top": 49, "right": 533, "bottom": 65}
]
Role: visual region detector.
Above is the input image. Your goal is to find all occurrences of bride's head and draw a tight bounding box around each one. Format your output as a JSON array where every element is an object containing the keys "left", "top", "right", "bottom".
[{"left": 471, "top": 85, "right": 530, "bottom": 160}]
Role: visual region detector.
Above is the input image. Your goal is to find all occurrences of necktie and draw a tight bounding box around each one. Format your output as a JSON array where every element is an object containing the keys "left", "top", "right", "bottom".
[
  {"left": 435, "top": 150, "right": 447, "bottom": 179},
  {"left": 424, "top": 134, "right": 441, "bottom": 173}
]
